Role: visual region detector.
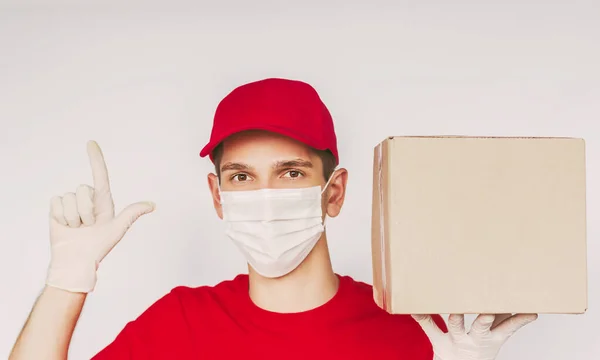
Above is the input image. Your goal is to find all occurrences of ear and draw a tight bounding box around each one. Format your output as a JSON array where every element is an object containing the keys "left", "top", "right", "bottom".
[
  {"left": 325, "top": 168, "right": 348, "bottom": 218},
  {"left": 207, "top": 173, "right": 223, "bottom": 219}
]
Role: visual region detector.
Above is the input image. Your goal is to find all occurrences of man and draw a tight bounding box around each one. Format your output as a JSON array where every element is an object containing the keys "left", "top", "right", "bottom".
[{"left": 10, "top": 78, "right": 537, "bottom": 359}]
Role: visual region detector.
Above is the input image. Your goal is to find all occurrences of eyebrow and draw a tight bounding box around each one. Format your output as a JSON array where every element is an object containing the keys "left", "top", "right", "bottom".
[
  {"left": 272, "top": 159, "right": 313, "bottom": 169},
  {"left": 220, "top": 162, "right": 252, "bottom": 172}
]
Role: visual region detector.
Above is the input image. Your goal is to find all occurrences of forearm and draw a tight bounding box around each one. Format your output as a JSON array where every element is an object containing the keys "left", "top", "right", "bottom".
[{"left": 9, "top": 286, "right": 87, "bottom": 360}]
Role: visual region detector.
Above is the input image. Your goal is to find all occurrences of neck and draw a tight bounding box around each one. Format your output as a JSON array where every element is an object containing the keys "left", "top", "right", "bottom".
[{"left": 248, "top": 234, "right": 339, "bottom": 313}]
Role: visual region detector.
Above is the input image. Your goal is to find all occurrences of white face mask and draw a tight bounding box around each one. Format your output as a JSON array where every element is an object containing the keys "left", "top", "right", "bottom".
[{"left": 219, "top": 175, "right": 334, "bottom": 278}]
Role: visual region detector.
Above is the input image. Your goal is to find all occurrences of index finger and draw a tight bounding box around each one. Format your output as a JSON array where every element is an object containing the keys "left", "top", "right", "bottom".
[{"left": 87, "top": 140, "right": 111, "bottom": 192}]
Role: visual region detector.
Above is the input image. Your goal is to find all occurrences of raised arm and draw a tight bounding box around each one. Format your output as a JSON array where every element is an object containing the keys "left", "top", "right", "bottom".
[{"left": 9, "top": 141, "right": 155, "bottom": 360}]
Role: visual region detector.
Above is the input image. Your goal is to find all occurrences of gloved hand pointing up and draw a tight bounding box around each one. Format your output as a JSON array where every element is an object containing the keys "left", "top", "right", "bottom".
[{"left": 45, "top": 141, "right": 155, "bottom": 293}]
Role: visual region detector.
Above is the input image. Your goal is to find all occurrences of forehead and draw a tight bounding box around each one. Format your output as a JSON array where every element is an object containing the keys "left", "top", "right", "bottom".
[{"left": 219, "top": 130, "right": 318, "bottom": 165}]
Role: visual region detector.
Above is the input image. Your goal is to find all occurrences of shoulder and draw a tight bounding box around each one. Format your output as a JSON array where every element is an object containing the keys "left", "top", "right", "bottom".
[
  {"left": 91, "top": 275, "right": 250, "bottom": 359},
  {"left": 340, "top": 275, "right": 447, "bottom": 332},
  {"left": 169, "top": 274, "right": 248, "bottom": 296},
  {"left": 137, "top": 274, "right": 249, "bottom": 320},
  {"left": 168, "top": 274, "right": 248, "bottom": 303},
  {"left": 338, "top": 275, "right": 444, "bottom": 358}
]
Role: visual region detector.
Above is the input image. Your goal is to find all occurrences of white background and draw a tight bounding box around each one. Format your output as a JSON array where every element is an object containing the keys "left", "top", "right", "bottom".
[{"left": 1, "top": 1, "right": 598, "bottom": 359}]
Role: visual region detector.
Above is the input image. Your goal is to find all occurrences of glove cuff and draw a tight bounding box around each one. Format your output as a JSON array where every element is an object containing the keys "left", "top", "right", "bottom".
[{"left": 45, "top": 260, "right": 98, "bottom": 293}]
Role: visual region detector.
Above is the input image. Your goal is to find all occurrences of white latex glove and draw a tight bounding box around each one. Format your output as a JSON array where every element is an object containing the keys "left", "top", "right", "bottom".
[
  {"left": 45, "top": 141, "right": 155, "bottom": 293},
  {"left": 413, "top": 313, "right": 538, "bottom": 360}
]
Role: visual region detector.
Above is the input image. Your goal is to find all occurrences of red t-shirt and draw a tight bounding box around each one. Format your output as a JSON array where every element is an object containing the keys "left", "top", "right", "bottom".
[{"left": 92, "top": 274, "right": 446, "bottom": 359}]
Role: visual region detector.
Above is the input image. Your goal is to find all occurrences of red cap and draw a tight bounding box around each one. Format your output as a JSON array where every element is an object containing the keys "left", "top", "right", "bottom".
[{"left": 200, "top": 78, "right": 339, "bottom": 163}]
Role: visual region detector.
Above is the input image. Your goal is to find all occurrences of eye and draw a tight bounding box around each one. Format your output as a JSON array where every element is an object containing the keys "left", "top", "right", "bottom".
[
  {"left": 231, "top": 173, "right": 252, "bottom": 182},
  {"left": 282, "top": 170, "right": 304, "bottom": 179}
]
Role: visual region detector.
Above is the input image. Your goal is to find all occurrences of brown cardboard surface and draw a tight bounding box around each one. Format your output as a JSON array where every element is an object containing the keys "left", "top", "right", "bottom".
[{"left": 371, "top": 136, "right": 587, "bottom": 314}]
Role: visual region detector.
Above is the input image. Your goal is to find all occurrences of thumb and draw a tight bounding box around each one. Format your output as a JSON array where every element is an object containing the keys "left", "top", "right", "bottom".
[{"left": 111, "top": 201, "right": 156, "bottom": 238}]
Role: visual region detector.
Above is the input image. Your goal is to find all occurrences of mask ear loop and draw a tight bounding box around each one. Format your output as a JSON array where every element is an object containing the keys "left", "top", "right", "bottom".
[
  {"left": 321, "top": 167, "right": 339, "bottom": 226},
  {"left": 321, "top": 167, "right": 338, "bottom": 195},
  {"left": 217, "top": 177, "right": 224, "bottom": 205}
]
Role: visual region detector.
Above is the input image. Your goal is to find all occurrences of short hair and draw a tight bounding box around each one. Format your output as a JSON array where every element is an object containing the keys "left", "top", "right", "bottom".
[{"left": 212, "top": 143, "right": 337, "bottom": 182}]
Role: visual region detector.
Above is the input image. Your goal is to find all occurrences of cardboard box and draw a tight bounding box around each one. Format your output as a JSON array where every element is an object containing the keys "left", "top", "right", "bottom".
[{"left": 371, "top": 136, "right": 587, "bottom": 314}]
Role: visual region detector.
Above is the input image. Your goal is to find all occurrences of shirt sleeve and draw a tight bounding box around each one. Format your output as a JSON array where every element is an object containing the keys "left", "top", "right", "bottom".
[{"left": 91, "top": 287, "right": 190, "bottom": 360}]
